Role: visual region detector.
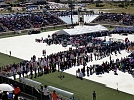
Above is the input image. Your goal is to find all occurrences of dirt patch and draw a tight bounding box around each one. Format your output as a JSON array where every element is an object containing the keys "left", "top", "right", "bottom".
[{"left": 125, "top": 84, "right": 134, "bottom": 88}]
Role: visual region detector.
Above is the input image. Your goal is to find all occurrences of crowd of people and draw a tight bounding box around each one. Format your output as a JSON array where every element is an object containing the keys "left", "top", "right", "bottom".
[
  {"left": 43, "top": 31, "right": 109, "bottom": 46},
  {"left": 0, "top": 83, "right": 21, "bottom": 100},
  {"left": 1, "top": 32, "right": 134, "bottom": 81},
  {"left": 1, "top": 10, "right": 133, "bottom": 33},
  {"left": 0, "top": 12, "right": 65, "bottom": 31},
  {"left": 0, "top": 25, "right": 5, "bottom": 32},
  {"left": 95, "top": 13, "right": 134, "bottom": 26},
  {"left": 76, "top": 55, "right": 134, "bottom": 80},
  {"left": 112, "top": 27, "right": 134, "bottom": 34},
  {"left": 0, "top": 1, "right": 134, "bottom": 99}
]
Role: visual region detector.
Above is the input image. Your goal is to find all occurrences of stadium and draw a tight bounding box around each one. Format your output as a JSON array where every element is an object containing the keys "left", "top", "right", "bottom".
[{"left": 0, "top": 0, "right": 134, "bottom": 100}]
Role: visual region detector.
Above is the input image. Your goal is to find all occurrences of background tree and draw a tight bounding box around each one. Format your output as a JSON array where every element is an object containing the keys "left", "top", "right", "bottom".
[
  {"left": 18, "top": 0, "right": 26, "bottom": 3},
  {"left": 54, "top": 0, "right": 60, "bottom": 3}
]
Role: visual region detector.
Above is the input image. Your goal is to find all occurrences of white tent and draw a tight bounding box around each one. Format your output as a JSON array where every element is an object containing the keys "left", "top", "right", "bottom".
[{"left": 55, "top": 25, "right": 109, "bottom": 36}]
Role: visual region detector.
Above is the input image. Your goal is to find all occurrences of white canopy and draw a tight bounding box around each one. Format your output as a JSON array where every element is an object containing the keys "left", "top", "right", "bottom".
[{"left": 55, "top": 25, "right": 109, "bottom": 36}]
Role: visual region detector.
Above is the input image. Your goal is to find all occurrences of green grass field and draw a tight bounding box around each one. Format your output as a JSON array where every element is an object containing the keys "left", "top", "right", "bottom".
[
  {"left": 0, "top": 52, "right": 22, "bottom": 66},
  {"left": 86, "top": 3, "right": 134, "bottom": 14},
  {"left": 0, "top": 53, "right": 134, "bottom": 100},
  {"left": 0, "top": 4, "right": 134, "bottom": 99},
  {"left": 32, "top": 71, "right": 134, "bottom": 100}
]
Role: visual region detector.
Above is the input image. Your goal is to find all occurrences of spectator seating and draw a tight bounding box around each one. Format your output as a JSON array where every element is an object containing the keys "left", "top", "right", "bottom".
[
  {"left": 0, "top": 25, "right": 5, "bottom": 32},
  {"left": 0, "top": 14, "right": 31, "bottom": 31},
  {"left": 122, "top": 14, "right": 134, "bottom": 25},
  {"left": 26, "top": 5, "right": 39, "bottom": 12},
  {"left": 112, "top": 27, "right": 134, "bottom": 34},
  {"left": 0, "top": 12, "right": 65, "bottom": 32},
  {"left": 94, "top": 13, "right": 134, "bottom": 26},
  {"left": 47, "top": 3, "right": 69, "bottom": 10}
]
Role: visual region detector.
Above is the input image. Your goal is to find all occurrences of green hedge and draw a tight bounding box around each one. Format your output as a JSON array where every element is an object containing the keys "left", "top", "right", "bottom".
[{"left": 96, "top": 4, "right": 105, "bottom": 7}]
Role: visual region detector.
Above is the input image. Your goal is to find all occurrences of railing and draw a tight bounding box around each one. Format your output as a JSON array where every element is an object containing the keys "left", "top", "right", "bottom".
[
  {"left": 0, "top": 75, "right": 50, "bottom": 100},
  {"left": 0, "top": 75, "right": 74, "bottom": 100},
  {"left": 47, "top": 86, "right": 73, "bottom": 98},
  {"left": 20, "top": 92, "right": 37, "bottom": 100}
]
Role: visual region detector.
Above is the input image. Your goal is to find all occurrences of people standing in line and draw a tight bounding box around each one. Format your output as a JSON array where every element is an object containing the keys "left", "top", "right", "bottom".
[
  {"left": 33, "top": 61, "right": 37, "bottom": 78},
  {"left": 40, "top": 63, "right": 44, "bottom": 76},
  {"left": 13, "top": 67, "right": 17, "bottom": 80},
  {"left": 17, "top": 64, "right": 21, "bottom": 80},
  {"left": 40, "top": 57, "right": 45, "bottom": 74},
  {"left": 30, "top": 64, "right": 33, "bottom": 79},
  {"left": 109, "top": 55, "right": 111, "bottom": 62},
  {"left": 87, "top": 66, "right": 89, "bottom": 76},
  {"left": 21, "top": 63, "right": 25, "bottom": 78},
  {"left": 90, "top": 53, "right": 93, "bottom": 62},
  {"left": 90, "top": 65, "right": 93, "bottom": 75},
  {"left": 38, "top": 58, "right": 43, "bottom": 76},
  {"left": 43, "top": 85, "right": 50, "bottom": 100},
  {"left": 37, "top": 62, "right": 41, "bottom": 77},
  {"left": 92, "top": 91, "right": 96, "bottom": 100}
]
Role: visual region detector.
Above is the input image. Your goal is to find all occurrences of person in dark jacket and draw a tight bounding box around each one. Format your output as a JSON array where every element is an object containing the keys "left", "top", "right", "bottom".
[
  {"left": 93, "top": 91, "right": 96, "bottom": 100},
  {"left": 2, "top": 91, "right": 8, "bottom": 100}
]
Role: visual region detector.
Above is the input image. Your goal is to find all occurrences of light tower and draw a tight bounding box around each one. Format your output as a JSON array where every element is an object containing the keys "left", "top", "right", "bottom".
[
  {"left": 78, "top": 7, "right": 84, "bottom": 26},
  {"left": 69, "top": 0, "right": 74, "bottom": 26}
]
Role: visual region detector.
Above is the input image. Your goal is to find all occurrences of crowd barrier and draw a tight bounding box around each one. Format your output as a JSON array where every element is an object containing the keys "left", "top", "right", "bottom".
[
  {"left": 19, "top": 92, "right": 37, "bottom": 100},
  {"left": 47, "top": 86, "right": 74, "bottom": 98},
  {"left": 20, "top": 78, "right": 42, "bottom": 91},
  {"left": 0, "top": 75, "right": 50, "bottom": 100},
  {"left": 0, "top": 75, "right": 73, "bottom": 100}
]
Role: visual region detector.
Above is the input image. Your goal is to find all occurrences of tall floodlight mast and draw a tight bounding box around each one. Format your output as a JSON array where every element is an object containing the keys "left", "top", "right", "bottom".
[{"left": 69, "top": 0, "right": 73, "bottom": 26}]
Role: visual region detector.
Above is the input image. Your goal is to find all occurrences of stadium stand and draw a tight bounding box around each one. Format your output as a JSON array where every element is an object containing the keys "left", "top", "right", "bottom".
[
  {"left": 112, "top": 27, "right": 134, "bottom": 34},
  {"left": 26, "top": 5, "right": 39, "bottom": 12},
  {"left": 0, "top": 14, "right": 31, "bottom": 31},
  {"left": 46, "top": 3, "right": 69, "bottom": 10},
  {"left": 0, "top": 12, "right": 65, "bottom": 32},
  {"left": 0, "top": 25, "right": 5, "bottom": 32},
  {"left": 94, "top": 13, "right": 134, "bottom": 26}
]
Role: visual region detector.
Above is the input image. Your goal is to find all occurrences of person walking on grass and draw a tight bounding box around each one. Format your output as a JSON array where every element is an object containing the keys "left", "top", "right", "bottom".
[
  {"left": 93, "top": 91, "right": 96, "bottom": 100},
  {"left": 9, "top": 51, "right": 11, "bottom": 57}
]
